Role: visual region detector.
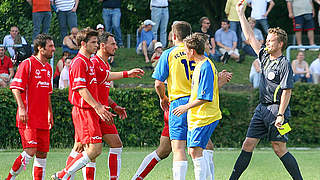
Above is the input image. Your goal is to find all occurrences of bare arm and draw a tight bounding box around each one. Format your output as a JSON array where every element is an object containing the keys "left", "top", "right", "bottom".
[
  {"left": 264, "top": 0, "right": 275, "bottom": 17},
  {"left": 108, "top": 97, "right": 127, "bottom": 119},
  {"left": 63, "top": 36, "right": 78, "bottom": 49},
  {"left": 286, "top": 1, "right": 294, "bottom": 19},
  {"left": 107, "top": 68, "right": 144, "bottom": 81},
  {"left": 57, "top": 60, "right": 64, "bottom": 73},
  {"left": 12, "top": 89, "right": 28, "bottom": 123},
  {"left": 155, "top": 79, "right": 169, "bottom": 111},
  {"left": 172, "top": 99, "right": 208, "bottom": 116},
  {"left": 253, "top": 59, "right": 261, "bottom": 73},
  {"left": 8, "top": 68, "right": 14, "bottom": 80},
  {"left": 72, "top": 0, "right": 79, "bottom": 12},
  {"left": 236, "top": 2, "right": 262, "bottom": 55},
  {"left": 275, "top": 89, "right": 291, "bottom": 128}
]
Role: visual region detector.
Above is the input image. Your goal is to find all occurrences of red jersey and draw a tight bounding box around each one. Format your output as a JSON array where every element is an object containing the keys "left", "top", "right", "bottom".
[
  {"left": 0, "top": 55, "right": 13, "bottom": 74},
  {"left": 69, "top": 53, "right": 99, "bottom": 109},
  {"left": 91, "top": 55, "right": 111, "bottom": 106},
  {"left": 32, "top": 0, "right": 51, "bottom": 12},
  {"left": 10, "top": 56, "right": 53, "bottom": 129}
]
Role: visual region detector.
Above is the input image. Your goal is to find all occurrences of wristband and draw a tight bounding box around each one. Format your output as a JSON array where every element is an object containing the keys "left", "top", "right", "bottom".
[
  {"left": 277, "top": 114, "right": 284, "bottom": 117},
  {"left": 122, "top": 71, "right": 128, "bottom": 78},
  {"left": 110, "top": 102, "right": 117, "bottom": 109}
]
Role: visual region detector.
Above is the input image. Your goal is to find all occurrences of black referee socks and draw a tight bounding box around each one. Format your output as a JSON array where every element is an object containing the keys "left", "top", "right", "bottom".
[
  {"left": 229, "top": 150, "right": 253, "bottom": 180},
  {"left": 280, "top": 152, "right": 303, "bottom": 180}
]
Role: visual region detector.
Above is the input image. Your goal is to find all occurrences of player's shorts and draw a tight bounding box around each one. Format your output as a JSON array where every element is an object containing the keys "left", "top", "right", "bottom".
[
  {"left": 19, "top": 128, "right": 50, "bottom": 152},
  {"left": 293, "top": 13, "right": 315, "bottom": 31},
  {"left": 187, "top": 120, "right": 219, "bottom": 149},
  {"left": 72, "top": 106, "right": 102, "bottom": 144},
  {"left": 246, "top": 103, "right": 290, "bottom": 142},
  {"left": 161, "top": 110, "right": 170, "bottom": 137},
  {"left": 99, "top": 118, "right": 118, "bottom": 135},
  {"left": 169, "top": 96, "right": 189, "bottom": 140}
]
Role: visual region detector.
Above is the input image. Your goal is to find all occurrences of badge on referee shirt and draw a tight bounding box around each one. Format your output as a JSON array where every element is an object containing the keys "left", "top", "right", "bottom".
[{"left": 268, "top": 72, "right": 275, "bottom": 80}]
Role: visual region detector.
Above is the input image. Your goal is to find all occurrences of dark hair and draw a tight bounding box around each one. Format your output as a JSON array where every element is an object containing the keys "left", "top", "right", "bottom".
[
  {"left": 268, "top": 27, "right": 288, "bottom": 52},
  {"left": 172, "top": 21, "right": 192, "bottom": 41},
  {"left": 184, "top": 32, "right": 206, "bottom": 55},
  {"left": 98, "top": 32, "right": 115, "bottom": 49},
  {"left": 33, "top": 34, "right": 53, "bottom": 55},
  {"left": 199, "top": 17, "right": 209, "bottom": 24},
  {"left": 76, "top": 27, "right": 99, "bottom": 47},
  {"left": 221, "top": 18, "right": 229, "bottom": 24},
  {"left": 62, "top": 51, "right": 71, "bottom": 57}
]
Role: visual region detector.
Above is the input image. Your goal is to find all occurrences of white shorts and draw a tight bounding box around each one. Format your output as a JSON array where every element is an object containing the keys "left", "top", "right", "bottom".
[
  {"left": 219, "top": 48, "right": 240, "bottom": 57},
  {"left": 136, "top": 41, "right": 154, "bottom": 55}
]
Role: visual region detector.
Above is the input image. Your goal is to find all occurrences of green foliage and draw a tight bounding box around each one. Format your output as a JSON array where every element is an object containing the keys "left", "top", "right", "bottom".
[{"left": 0, "top": 84, "right": 319, "bottom": 149}]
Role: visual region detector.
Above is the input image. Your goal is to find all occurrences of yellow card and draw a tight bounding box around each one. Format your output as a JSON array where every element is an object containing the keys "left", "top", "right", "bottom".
[{"left": 277, "top": 123, "right": 292, "bottom": 135}]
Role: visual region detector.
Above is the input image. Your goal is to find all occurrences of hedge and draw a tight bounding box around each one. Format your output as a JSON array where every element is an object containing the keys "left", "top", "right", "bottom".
[{"left": 0, "top": 84, "right": 319, "bottom": 149}]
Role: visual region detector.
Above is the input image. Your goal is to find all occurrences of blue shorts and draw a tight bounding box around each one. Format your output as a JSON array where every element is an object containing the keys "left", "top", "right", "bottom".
[
  {"left": 187, "top": 120, "right": 219, "bottom": 149},
  {"left": 293, "top": 13, "right": 315, "bottom": 31},
  {"left": 169, "top": 96, "right": 189, "bottom": 140}
]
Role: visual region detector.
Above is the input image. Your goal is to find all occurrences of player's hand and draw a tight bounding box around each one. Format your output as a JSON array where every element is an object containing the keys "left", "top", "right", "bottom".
[
  {"left": 275, "top": 116, "right": 284, "bottom": 129},
  {"left": 74, "top": 142, "right": 84, "bottom": 153},
  {"left": 218, "top": 70, "right": 233, "bottom": 87},
  {"left": 236, "top": 0, "right": 246, "bottom": 15},
  {"left": 160, "top": 96, "right": 169, "bottom": 112},
  {"left": 48, "top": 111, "right": 53, "bottom": 129},
  {"left": 18, "top": 106, "right": 28, "bottom": 123},
  {"left": 71, "top": 6, "right": 77, "bottom": 12},
  {"left": 128, "top": 68, "right": 145, "bottom": 79},
  {"left": 94, "top": 104, "right": 116, "bottom": 123},
  {"left": 172, "top": 105, "right": 188, "bottom": 117},
  {"left": 113, "top": 105, "right": 127, "bottom": 120}
]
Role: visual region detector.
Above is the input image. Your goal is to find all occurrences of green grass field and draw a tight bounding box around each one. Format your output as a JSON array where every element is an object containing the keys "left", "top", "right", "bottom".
[{"left": 1, "top": 148, "right": 319, "bottom": 179}]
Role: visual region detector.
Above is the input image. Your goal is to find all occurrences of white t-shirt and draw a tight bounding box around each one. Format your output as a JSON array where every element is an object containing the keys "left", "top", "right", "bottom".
[
  {"left": 150, "top": 0, "right": 168, "bottom": 7},
  {"left": 59, "top": 66, "right": 69, "bottom": 89},
  {"left": 3, "top": 35, "right": 27, "bottom": 58},
  {"left": 248, "top": 0, "right": 271, "bottom": 20},
  {"left": 310, "top": 59, "right": 320, "bottom": 74}
]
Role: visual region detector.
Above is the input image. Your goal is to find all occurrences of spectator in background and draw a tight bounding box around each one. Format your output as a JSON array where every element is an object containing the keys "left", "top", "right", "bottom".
[
  {"left": 151, "top": 42, "right": 163, "bottom": 68},
  {"left": 310, "top": 53, "right": 320, "bottom": 84},
  {"left": 53, "top": 51, "right": 70, "bottom": 88},
  {"left": 197, "top": 17, "right": 222, "bottom": 62},
  {"left": 0, "top": 47, "right": 14, "bottom": 88},
  {"left": 54, "top": 0, "right": 79, "bottom": 43},
  {"left": 286, "top": 0, "right": 317, "bottom": 51},
  {"left": 63, "top": 27, "right": 79, "bottom": 55},
  {"left": 291, "top": 51, "right": 312, "bottom": 83},
  {"left": 3, "top": 26, "right": 27, "bottom": 59},
  {"left": 150, "top": 0, "right": 169, "bottom": 47},
  {"left": 249, "top": 59, "right": 261, "bottom": 88},
  {"left": 167, "top": 21, "right": 179, "bottom": 48},
  {"left": 59, "top": 56, "right": 72, "bottom": 89},
  {"left": 99, "top": 0, "right": 124, "bottom": 47},
  {"left": 27, "top": 0, "right": 52, "bottom": 41},
  {"left": 225, "top": 0, "right": 247, "bottom": 48},
  {"left": 215, "top": 19, "right": 240, "bottom": 62},
  {"left": 136, "top": 20, "right": 157, "bottom": 63},
  {"left": 247, "top": 0, "right": 275, "bottom": 37},
  {"left": 242, "top": 17, "right": 264, "bottom": 57},
  {"left": 96, "top": 24, "right": 105, "bottom": 35}
]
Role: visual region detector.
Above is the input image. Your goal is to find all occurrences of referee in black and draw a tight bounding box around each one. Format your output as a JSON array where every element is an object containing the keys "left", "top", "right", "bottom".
[{"left": 229, "top": 1, "right": 303, "bottom": 180}]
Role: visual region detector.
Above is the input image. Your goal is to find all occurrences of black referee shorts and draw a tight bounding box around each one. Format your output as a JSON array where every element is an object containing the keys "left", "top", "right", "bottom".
[{"left": 246, "top": 103, "right": 290, "bottom": 142}]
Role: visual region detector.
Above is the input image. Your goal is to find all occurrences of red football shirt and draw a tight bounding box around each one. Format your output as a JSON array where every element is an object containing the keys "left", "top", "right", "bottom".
[
  {"left": 69, "top": 53, "right": 99, "bottom": 109},
  {"left": 91, "top": 55, "right": 111, "bottom": 106},
  {"left": 0, "top": 55, "right": 13, "bottom": 74},
  {"left": 32, "top": 0, "right": 51, "bottom": 12},
  {"left": 10, "top": 56, "right": 53, "bottom": 129}
]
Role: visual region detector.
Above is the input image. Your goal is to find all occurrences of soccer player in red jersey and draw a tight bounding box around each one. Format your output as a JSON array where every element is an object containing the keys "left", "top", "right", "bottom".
[
  {"left": 6, "top": 34, "right": 55, "bottom": 180},
  {"left": 51, "top": 28, "right": 113, "bottom": 180},
  {"left": 65, "top": 31, "right": 144, "bottom": 180}
]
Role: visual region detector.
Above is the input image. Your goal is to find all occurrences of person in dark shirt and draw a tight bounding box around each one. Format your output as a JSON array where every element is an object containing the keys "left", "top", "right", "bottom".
[
  {"left": 197, "top": 17, "right": 222, "bottom": 62},
  {"left": 100, "top": 0, "right": 124, "bottom": 47},
  {"left": 229, "top": 2, "right": 303, "bottom": 180}
]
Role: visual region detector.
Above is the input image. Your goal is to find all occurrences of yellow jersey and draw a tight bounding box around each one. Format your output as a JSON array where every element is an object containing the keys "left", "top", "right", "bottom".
[
  {"left": 187, "top": 58, "right": 222, "bottom": 130},
  {"left": 152, "top": 43, "right": 196, "bottom": 102}
]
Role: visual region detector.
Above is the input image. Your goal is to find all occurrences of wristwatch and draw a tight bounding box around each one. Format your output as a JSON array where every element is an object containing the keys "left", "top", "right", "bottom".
[{"left": 277, "top": 114, "right": 284, "bottom": 117}]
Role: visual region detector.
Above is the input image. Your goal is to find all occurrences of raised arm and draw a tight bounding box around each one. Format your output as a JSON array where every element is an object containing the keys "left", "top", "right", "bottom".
[{"left": 236, "top": 1, "right": 262, "bottom": 55}]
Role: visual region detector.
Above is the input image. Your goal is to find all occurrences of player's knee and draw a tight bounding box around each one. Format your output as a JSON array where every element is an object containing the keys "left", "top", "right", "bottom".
[
  {"left": 35, "top": 151, "right": 47, "bottom": 158},
  {"left": 24, "top": 148, "right": 37, "bottom": 157},
  {"left": 157, "top": 148, "right": 171, "bottom": 159},
  {"left": 271, "top": 142, "right": 287, "bottom": 157},
  {"left": 242, "top": 139, "right": 257, "bottom": 152}
]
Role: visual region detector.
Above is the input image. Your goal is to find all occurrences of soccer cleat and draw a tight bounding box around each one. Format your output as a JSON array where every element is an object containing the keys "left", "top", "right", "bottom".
[{"left": 51, "top": 173, "right": 62, "bottom": 180}]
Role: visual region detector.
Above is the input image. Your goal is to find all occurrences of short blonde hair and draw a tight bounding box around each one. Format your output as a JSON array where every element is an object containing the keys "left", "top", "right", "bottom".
[{"left": 268, "top": 27, "right": 288, "bottom": 52}]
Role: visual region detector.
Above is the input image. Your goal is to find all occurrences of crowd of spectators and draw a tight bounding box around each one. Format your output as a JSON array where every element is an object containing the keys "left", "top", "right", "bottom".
[{"left": 1, "top": 0, "right": 320, "bottom": 89}]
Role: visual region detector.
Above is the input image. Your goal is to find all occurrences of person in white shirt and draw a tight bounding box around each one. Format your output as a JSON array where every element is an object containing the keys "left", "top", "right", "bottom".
[
  {"left": 247, "top": 0, "right": 275, "bottom": 36},
  {"left": 59, "top": 57, "right": 72, "bottom": 89},
  {"left": 54, "top": 0, "right": 79, "bottom": 42},
  {"left": 3, "top": 26, "right": 27, "bottom": 59},
  {"left": 310, "top": 53, "right": 320, "bottom": 84}
]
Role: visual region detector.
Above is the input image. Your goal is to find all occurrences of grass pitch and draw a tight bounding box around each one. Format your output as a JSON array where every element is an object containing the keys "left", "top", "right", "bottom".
[{"left": 0, "top": 147, "right": 319, "bottom": 180}]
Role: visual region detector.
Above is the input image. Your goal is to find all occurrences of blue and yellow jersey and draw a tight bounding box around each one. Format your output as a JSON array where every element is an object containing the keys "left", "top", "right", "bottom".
[
  {"left": 188, "top": 58, "right": 222, "bottom": 130},
  {"left": 152, "top": 43, "right": 196, "bottom": 102}
]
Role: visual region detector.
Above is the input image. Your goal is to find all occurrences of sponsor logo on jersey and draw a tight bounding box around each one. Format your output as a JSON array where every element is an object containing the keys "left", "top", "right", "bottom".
[
  {"left": 27, "top": 140, "right": 38, "bottom": 145},
  {"left": 47, "top": 70, "right": 51, "bottom": 78},
  {"left": 37, "top": 81, "right": 50, "bottom": 88},
  {"left": 35, "top": 69, "right": 41, "bottom": 79},
  {"left": 91, "top": 136, "right": 102, "bottom": 140}
]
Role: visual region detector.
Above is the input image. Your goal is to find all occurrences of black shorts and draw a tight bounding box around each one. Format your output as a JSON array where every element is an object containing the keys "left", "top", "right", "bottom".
[{"left": 246, "top": 103, "right": 290, "bottom": 142}]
